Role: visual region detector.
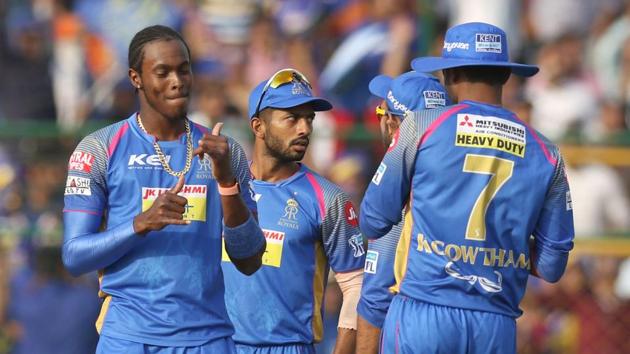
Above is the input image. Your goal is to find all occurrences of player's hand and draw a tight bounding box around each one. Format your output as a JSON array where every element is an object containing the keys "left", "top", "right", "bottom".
[
  {"left": 193, "top": 122, "right": 236, "bottom": 186},
  {"left": 133, "top": 175, "right": 190, "bottom": 235}
]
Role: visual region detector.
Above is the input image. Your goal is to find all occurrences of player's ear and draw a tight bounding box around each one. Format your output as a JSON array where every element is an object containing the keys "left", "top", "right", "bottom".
[
  {"left": 387, "top": 115, "right": 402, "bottom": 132},
  {"left": 251, "top": 117, "right": 265, "bottom": 139},
  {"left": 128, "top": 68, "right": 142, "bottom": 90}
]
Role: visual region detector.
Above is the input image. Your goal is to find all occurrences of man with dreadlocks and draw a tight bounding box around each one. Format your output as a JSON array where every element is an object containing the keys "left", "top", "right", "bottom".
[{"left": 61, "top": 25, "right": 265, "bottom": 353}]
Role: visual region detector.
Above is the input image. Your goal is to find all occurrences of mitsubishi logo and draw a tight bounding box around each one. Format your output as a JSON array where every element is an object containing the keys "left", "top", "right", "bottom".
[{"left": 460, "top": 115, "right": 473, "bottom": 127}]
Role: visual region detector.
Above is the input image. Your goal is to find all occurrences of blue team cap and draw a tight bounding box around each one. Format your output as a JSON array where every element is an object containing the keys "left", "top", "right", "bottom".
[
  {"left": 411, "top": 22, "right": 538, "bottom": 77},
  {"left": 248, "top": 68, "right": 333, "bottom": 119},
  {"left": 368, "top": 71, "right": 450, "bottom": 116}
]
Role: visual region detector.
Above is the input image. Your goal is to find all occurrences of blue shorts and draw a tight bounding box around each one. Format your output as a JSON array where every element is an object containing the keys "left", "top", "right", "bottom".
[
  {"left": 235, "top": 343, "right": 315, "bottom": 354},
  {"left": 381, "top": 296, "right": 516, "bottom": 354},
  {"left": 96, "top": 335, "right": 236, "bottom": 354}
]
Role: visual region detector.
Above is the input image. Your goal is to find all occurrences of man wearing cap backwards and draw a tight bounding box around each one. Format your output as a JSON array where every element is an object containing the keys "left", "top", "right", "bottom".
[
  {"left": 356, "top": 71, "right": 450, "bottom": 354},
  {"left": 221, "top": 68, "right": 366, "bottom": 354},
  {"left": 360, "top": 22, "right": 575, "bottom": 353}
]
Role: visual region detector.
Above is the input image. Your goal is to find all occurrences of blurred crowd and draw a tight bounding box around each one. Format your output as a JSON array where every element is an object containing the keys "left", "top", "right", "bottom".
[{"left": 0, "top": 0, "right": 630, "bottom": 353}]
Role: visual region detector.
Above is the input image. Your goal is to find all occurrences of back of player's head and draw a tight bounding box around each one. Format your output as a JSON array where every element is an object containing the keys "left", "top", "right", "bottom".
[
  {"left": 128, "top": 25, "right": 190, "bottom": 73},
  {"left": 369, "top": 71, "right": 450, "bottom": 116}
]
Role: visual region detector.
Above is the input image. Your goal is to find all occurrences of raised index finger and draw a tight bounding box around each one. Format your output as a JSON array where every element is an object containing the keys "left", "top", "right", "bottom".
[
  {"left": 212, "top": 122, "right": 223, "bottom": 136},
  {"left": 169, "top": 175, "right": 185, "bottom": 194}
]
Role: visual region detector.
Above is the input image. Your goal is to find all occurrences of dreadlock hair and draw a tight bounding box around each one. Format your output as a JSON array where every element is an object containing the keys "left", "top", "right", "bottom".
[{"left": 128, "top": 25, "right": 190, "bottom": 73}]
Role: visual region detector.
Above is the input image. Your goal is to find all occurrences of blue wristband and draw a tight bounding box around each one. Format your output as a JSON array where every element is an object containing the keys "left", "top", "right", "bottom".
[{"left": 224, "top": 215, "right": 266, "bottom": 260}]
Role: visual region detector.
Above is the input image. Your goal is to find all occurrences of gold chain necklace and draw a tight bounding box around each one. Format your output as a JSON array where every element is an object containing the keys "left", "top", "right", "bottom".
[{"left": 136, "top": 114, "right": 193, "bottom": 177}]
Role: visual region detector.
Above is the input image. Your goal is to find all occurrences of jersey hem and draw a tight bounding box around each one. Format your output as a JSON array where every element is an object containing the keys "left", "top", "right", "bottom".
[{"left": 100, "top": 328, "right": 234, "bottom": 347}]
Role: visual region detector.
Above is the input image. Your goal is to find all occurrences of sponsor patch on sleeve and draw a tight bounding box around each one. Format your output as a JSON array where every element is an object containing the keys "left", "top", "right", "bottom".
[
  {"left": 364, "top": 250, "right": 379, "bottom": 274},
  {"left": 455, "top": 114, "right": 526, "bottom": 157},
  {"left": 68, "top": 151, "right": 94, "bottom": 173},
  {"left": 65, "top": 176, "right": 91, "bottom": 196},
  {"left": 348, "top": 233, "right": 365, "bottom": 257},
  {"left": 344, "top": 201, "right": 359, "bottom": 227},
  {"left": 566, "top": 191, "right": 572, "bottom": 211},
  {"left": 372, "top": 162, "right": 387, "bottom": 185}
]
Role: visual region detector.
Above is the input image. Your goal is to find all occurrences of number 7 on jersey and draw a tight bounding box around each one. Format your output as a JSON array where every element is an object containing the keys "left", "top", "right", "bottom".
[{"left": 462, "top": 154, "right": 514, "bottom": 241}]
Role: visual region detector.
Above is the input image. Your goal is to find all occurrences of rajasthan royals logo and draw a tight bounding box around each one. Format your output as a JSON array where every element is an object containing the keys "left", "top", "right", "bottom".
[
  {"left": 348, "top": 234, "right": 365, "bottom": 258},
  {"left": 292, "top": 81, "right": 310, "bottom": 96},
  {"left": 278, "top": 198, "right": 299, "bottom": 230},
  {"left": 198, "top": 154, "right": 212, "bottom": 171},
  {"left": 196, "top": 153, "right": 213, "bottom": 180},
  {"left": 283, "top": 199, "right": 299, "bottom": 220}
]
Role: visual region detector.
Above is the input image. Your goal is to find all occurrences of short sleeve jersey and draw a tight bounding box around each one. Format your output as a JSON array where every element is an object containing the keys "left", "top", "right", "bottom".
[
  {"left": 63, "top": 113, "right": 255, "bottom": 346},
  {"left": 221, "top": 164, "right": 365, "bottom": 345},
  {"left": 360, "top": 101, "right": 574, "bottom": 317}
]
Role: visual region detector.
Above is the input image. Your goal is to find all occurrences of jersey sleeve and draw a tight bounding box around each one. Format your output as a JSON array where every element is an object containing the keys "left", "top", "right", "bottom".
[
  {"left": 532, "top": 149, "right": 575, "bottom": 282},
  {"left": 359, "top": 113, "right": 420, "bottom": 239},
  {"left": 357, "top": 217, "right": 403, "bottom": 328},
  {"left": 228, "top": 137, "right": 257, "bottom": 213},
  {"left": 63, "top": 134, "right": 109, "bottom": 215},
  {"left": 321, "top": 191, "right": 366, "bottom": 273}
]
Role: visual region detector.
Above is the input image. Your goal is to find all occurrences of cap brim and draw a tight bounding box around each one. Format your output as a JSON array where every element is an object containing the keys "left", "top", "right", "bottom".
[
  {"left": 412, "top": 57, "right": 539, "bottom": 77},
  {"left": 266, "top": 96, "right": 333, "bottom": 112},
  {"left": 368, "top": 75, "right": 393, "bottom": 98}
]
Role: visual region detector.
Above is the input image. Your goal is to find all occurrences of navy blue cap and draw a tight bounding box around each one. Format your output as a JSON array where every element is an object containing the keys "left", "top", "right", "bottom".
[
  {"left": 368, "top": 71, "right": 450, "bottom": 116},
  {"left": 412, "top": 22, "right": 538, "bottom": 77},
  {"left": 248, "top": 74, "right": 333, "bottom": 119}
]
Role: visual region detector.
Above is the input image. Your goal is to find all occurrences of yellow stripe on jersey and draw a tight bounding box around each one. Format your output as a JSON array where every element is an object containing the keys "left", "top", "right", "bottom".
[
  {"left": 390, "top": 205, "right": 413, "bottom": 294},
  {"left": 95, "top": 295, "right": 111, "bottom": 334},
  {"left": 312, "top": 241, "right": 327, "bottom": 343}
]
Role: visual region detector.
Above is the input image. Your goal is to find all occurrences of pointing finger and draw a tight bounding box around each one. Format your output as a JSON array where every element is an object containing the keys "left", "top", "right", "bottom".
[
  {"left": 170, "top": 175, "right": 185, "bottom": 194},
  {"left": 212, "top": 122, "right": 224, "bottom": 136}
]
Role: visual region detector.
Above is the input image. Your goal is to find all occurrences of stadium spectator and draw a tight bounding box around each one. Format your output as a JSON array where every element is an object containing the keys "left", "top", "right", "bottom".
[
  {"left": 61, "top": 25, "right": 265, "bottom": 353},
  {"left": 222, "top": 68, "right": 365, "bottom": 354},
  {"left": 525, "top": 34, "right": 599, "bottom": 142},
  {"left": 5, "top": 245, "right": 100, "bottom": 354},
  {"left": 360, "top": 22, "right": 575, "bottom": 353},
  {"left": 0, "top": 4, "right": 56, "bottom": 122},
  {"left": 356, "top": 71, "right": 450, "bottom": 354}
]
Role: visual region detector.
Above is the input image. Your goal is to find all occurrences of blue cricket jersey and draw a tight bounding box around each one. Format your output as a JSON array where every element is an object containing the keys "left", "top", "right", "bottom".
[
  {"left": 63, "top": 113, "right": 255, "bottom": 346},
  {"left": 360, "top": 101, "right": 574, "bottom": 317},
  {"left": 221, "top": 164, "right": 365, "bottom": 345}
]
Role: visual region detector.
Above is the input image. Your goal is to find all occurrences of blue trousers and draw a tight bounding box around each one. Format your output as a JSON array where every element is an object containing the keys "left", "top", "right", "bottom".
[
  {"left": 235, "top": 343, "right": 315, "bottom": 354},
  {"left": 380, "top": 295, "right": 516, "bottom": 354}
]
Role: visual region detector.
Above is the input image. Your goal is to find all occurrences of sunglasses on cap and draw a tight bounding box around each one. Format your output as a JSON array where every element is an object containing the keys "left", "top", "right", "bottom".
[
  {"left": 254, "top": 68, "right": 313, "bottom": 117},
  {"left": 375, "top": 105, "right": 403, "bottom": 120}
]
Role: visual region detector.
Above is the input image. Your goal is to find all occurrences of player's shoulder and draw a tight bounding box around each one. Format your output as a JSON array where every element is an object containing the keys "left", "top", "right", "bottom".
[
  {"left": 406, "top": 104, "right": 462, "bottom": 123},
  {"left": 301, "top": 165, "right": 349, "bottom": 206},
  {"left": 528, "top": 126, "right": 562, "bottom": 161},
  {"left": 76, "top": 119, "right": 130, "bottom": 152},
  {"left": 302, "top": 165, "right": 346, "bottom": 200}
]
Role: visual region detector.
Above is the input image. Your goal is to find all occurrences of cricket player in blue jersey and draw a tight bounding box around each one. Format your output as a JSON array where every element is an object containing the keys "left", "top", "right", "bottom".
[
  {"left": 356, "top": 71, "right": 450, "bottom": 354},
  {"left": 62, "top": 25, "right": 266, "bottom": 354},
  {"left": 360, "top": 22, "right": 575, "bottom": 354},
  {"left": 221, "top": 68, "right": 366, "bottom": 354}
]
